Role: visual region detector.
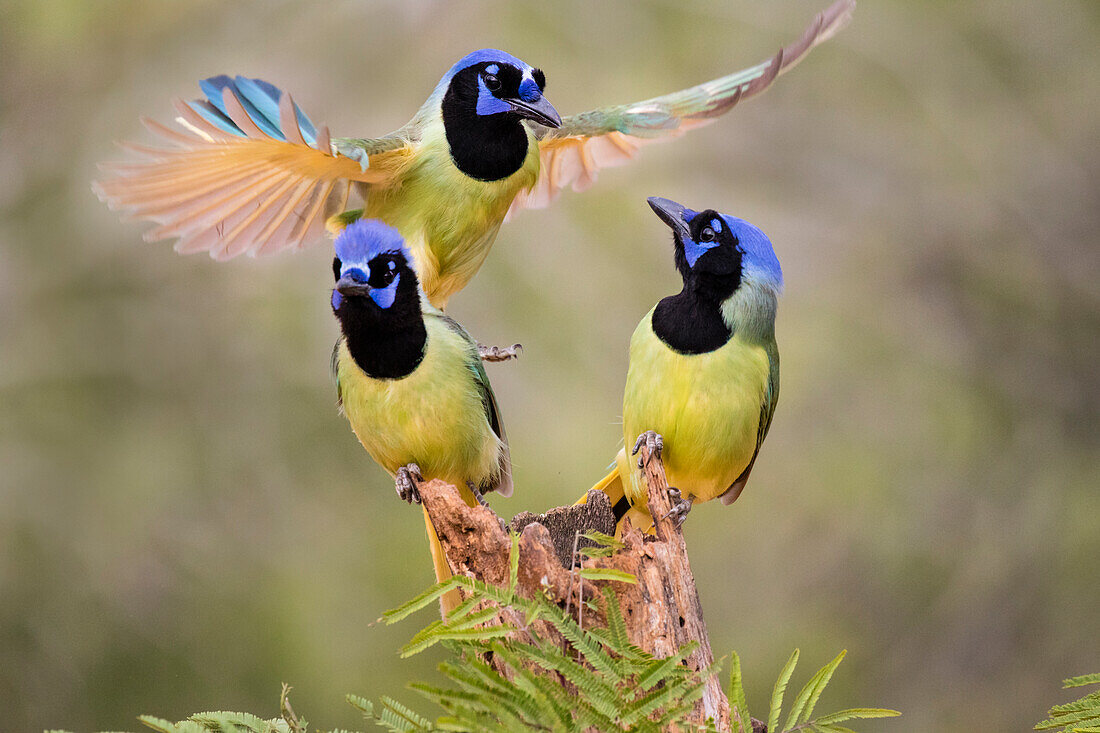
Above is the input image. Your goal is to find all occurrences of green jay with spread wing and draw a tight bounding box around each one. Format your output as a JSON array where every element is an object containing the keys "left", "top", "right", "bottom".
[
  {"left": 329, "top": 219, "right": 511, "bottom": 613},
  {"left": 94, "top": 1, "right": 852, "bottom": 309},
  {"left": 580, "top": 197, "right": 782, "bottom": 534}
]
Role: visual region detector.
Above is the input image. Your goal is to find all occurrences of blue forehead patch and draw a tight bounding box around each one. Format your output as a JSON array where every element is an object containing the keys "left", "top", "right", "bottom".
[
  {"left": 442, "top": 48, "right": 531, "bottom": 84},
  {"left": 334, "top": 219, "right": 408, "bottom": 266},
  {"left": 485, "top": 64, "right": 499, "bottom": 75}
]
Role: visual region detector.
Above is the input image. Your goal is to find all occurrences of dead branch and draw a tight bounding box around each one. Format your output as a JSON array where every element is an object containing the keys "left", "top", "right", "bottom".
[{"left": 415, "top": 445, "right": 732, "bottom": 731}]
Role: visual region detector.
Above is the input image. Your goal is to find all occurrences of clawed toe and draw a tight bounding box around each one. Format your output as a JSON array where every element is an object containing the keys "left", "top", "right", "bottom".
[
  {"left": 631, "top": 430, "right": 664, "bottom": 468},
  {"left": 395, "top": 463, "right": 423, "bottom": 504},
  {"left": 478, "top": 343, "right": 523, "bottom": 363},
  {"left": 662, "top": 487, "right": 692, "bottom": 527}
]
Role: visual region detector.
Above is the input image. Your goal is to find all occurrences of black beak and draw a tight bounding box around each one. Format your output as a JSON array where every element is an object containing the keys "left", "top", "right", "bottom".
[
  {"left": 647, "top": 197, "right": 691, "bottom": 240},
  {"left": 508, "top": 95, "right": 562, "bottom": 128},
  {"left": 335, "top": 276, "right": 371, "bottom": 297}
]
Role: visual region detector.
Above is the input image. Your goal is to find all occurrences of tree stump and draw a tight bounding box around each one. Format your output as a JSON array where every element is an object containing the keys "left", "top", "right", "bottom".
[{"left": 415, "top": 445, "right": 732, "bottom": 731}]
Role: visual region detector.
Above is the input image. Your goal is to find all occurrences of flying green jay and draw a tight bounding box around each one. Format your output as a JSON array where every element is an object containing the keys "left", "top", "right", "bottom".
[
  {"left": 93, "top": 0, "right": 851, "bottom": 310},
  {"left": 581, "top": 197, "right": 781, "bottom": 534},
  {"left": 329, "top": 219, "right": 511, "bottom": 612}
]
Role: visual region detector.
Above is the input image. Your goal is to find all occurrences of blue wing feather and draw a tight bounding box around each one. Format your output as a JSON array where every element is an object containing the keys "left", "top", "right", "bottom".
[
  {"left": 185, "top": 98, "right": 242, "bottom": 136},
  {"left": 198, "top": 75, "right": 234, "bottom": 116},
  {"left": 231, "top": 76, "right": 284, "bottom": 139},
  {"left": 192, "top": 75, "right": 318, "bottom": 145}
]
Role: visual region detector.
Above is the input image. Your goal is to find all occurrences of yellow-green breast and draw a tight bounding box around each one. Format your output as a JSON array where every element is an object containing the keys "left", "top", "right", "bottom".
[
  {"left": 335, "top": 314, "right": 503, "bottom": 487},
  {"left": 364, "top": 119, "right": 540, "bottom": 307},
  {"left": 620, "top": 308, "right": 771, "bottom": 506}
]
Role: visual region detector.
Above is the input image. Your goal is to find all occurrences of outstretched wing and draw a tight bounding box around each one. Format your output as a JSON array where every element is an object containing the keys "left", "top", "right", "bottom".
[
  {"left": 93, "top": 75, "right": 413, "bottom": 260},
  {"left": 509, "top": 0, "right": 854, "bottom": 214},
  {"left": 721, "top": 341, "right": 780, "bottom": 505}
]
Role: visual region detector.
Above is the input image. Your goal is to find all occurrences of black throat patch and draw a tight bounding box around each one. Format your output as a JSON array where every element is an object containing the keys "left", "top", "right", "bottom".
[
  {"left": 335, "top": 278, "right": 427, "bottom": 380},
  {"left": 441, "top": 73, "right": 530, "bottom": 181},
  {"left": 650, "top": 287, "right": 733, "bottom": 355}
]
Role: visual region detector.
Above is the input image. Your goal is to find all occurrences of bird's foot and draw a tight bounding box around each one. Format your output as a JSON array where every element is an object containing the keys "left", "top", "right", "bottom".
[
  {"left": 467, "top": 481, "right": 509, "bottom": 534},
  {"left": 395, "top": 464, "right": 423, "bottom": 504},
  {"left": 478, "top": 343, "right": 523, "bottom": 363},
  {"left": 662, "top": 487, "right": 692, "bottom": 528},
  {"left": 631, "top": 430, "right": 664, "bottom": 469}
]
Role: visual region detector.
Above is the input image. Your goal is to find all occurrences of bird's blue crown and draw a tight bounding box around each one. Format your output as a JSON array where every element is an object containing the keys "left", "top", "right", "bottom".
[
  {"left": 684, "top": 208, "right": 783, "bottom": 290},
  {"left": 442, "top": 49, "right": 534, "bottom": 84},
  {"left": 334, "top": 220, "right": 409, "bottom": 267}
]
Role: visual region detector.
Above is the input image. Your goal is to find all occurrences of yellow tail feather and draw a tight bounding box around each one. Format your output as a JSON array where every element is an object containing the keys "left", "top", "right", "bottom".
[
  {"left": 577, "top": 463, "right": 655, "bottom": 537},
  {"left": 577, "top": 465, "right": 626, "bottom": 508}
]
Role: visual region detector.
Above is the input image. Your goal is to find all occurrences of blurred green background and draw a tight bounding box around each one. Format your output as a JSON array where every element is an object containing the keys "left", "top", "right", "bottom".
[{"left": 1, "top": 1, "right": 1097, "bottom": 731}]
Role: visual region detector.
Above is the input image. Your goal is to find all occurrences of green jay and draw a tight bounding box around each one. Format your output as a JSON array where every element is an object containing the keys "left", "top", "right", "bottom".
[
  {"left": 581, "top": 197, "right": 781, "bottom": 534},
  {"left": 94, "top": 1, "right": 851, "bottom": 309},
  {"left": 329, "top": 219, "right": 511, "bottom": 612}
]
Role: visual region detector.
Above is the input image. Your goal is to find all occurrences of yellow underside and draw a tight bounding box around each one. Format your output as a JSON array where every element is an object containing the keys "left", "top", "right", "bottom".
[
  {"left": 335, "top": 316, "right": 499, "bottom": 614},
  {"left": 620, "top": 312, "right": 770, "bottom": 507},
  {"left": 583, "top": 312, "right": 771, "bottom": 531},
  {"left": 359, "top": 119, "right": 540, "bottom": 308}
]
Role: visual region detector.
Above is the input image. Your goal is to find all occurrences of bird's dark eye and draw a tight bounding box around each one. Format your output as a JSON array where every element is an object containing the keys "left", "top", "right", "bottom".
[
  {"left": 332, "top": 256, "right": 342, "bottom": 281},
  {"left": 483, "top": 73, "right": 501, "bottom": 92},
  {"left": 699, "top": 227, "right": 716, "bottom": 243},
  {"left": 369, "top": 257, "right": 398, "bottom": 287}
]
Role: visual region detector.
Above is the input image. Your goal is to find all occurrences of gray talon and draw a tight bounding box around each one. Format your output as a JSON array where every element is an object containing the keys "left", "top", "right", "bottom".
[
  {"left": 631, "top": 430, "right": 663, "bottom": 468},
  {"left": 478, "top": 343, "right": 523, "bottom": 363},
  {"left": 395, "top": 463, "right": 423, "bottom": 504},
  {"left": 662, "top": 487, "right": 692, "bottom": 527}
]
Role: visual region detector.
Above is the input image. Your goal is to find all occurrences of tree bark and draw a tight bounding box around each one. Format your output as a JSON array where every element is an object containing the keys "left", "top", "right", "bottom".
[{"left": 416, "top": 444, "right": 731, "bottom": 732}]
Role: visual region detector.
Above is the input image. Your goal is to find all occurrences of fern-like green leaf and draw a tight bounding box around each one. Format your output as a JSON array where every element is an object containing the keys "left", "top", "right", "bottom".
[
  {"left": 768, "top": 648, "right": 800, "bottom": 733},
  {"left": 728, "top": 651, "right": 753, "bottom": 733},
  {"left": 812, "top": 708, "right": 902, "bottom": 725},
  {"left": 1036, "top": 673, "right": 1100, "bottom": 733},
  {"left": 1066, "top": 675, "right": 1100, "bottom": 689},
  {"left": 634, "top": 644, "right": 698, "bottom": 692},
  {"left": 345, "top": 693, "right": 374, "bottom": 716},
  {"left": 581, "top": 530, "right": 623, "bottom": 549},
  {"left": 783, "top": 660, "right": 828, "bottom": 730},
  {"left": 602, "top": 587, "right": 631, "bottom": 654},
  {"left": 576, "top": 567, "right": 637, "bottom": 584},
  {"left": 578, "top": 544, "right": 616, "bottom": 558},
  {"left": 400, "top": 624, "right": 514, "bottom": 657},
  {"left": 507, "top": 532, "right": 520, "bottom": 598},
  {"left": 619, "top": 671, "right": 705, "bottom": 727},
  {"left": 534, "top": 595, "right": 620, "bottom": 678},
  {"left": 378, "top": 695, "right": 433, "bottom": 731},
  {"left": 799, "top": 650, "right": 847, "bottom": 724},
  {"left": 382, "top": 578, "right": 463, "bottom": 624},
  {"left": 187, "top": 710, "right": 280, "bottom": 733}
]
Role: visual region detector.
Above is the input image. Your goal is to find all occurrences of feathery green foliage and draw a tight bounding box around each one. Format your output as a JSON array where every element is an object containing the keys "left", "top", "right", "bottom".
[
  {"left": 367, "top": 540, "right": 713, "bottom": 732},
  {"left": 725, "top": 647, "right": 898, "bottom": 733},
  {"left": 1035, "top": 673, "right": 1100, "bottom": 733},
  {"left": 82, "top": 544, "right": 899, "bottom": 733}
]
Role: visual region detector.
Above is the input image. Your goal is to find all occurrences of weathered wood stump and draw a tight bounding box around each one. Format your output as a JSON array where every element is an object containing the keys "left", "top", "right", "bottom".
[{"left": 415, "top": 446, "right": 734, "bottom": 731}]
